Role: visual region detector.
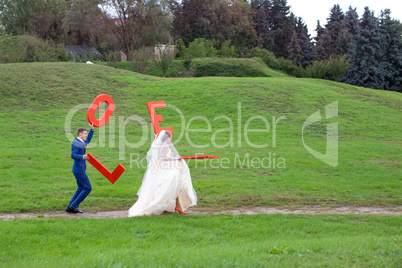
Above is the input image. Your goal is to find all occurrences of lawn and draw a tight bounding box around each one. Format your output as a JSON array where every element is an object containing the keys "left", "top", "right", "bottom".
[
  {"left": 0, "top": 214, "right": 400, "bottom": 267},
  {"left": 0, "top": 62, "right": 400, "bottom": 213},
  {"left": 0, "top": 61, "right": 401, "bottom": 267}
]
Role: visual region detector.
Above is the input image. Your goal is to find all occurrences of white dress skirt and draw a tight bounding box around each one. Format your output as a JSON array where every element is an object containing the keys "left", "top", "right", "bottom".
[{"left": 128, "top": 132, "right": 197, "bottom": 217}]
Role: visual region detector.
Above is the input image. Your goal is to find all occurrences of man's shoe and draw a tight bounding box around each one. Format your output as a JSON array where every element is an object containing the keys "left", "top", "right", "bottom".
[
  {"left": 69, "top": 206, "right": 83, "bottom": 214},
  {"left": 66, "top": 206, "right": 73, "bottom": 213}
]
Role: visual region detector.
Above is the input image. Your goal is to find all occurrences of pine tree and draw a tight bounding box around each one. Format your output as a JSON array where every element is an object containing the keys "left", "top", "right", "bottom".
[
  {"left": 325, "top": 4, "right": 349, "bottom": 56},
  {"left": 379, "top": 9, "right": 402, "bottom": 91},
  {"left": 341, "top": 7, "right": 385, "bottom": 89},
  {"left": 344, "top": 6, "right": 359, "bottom": 36},
  {"left": 315, "top": 27, "right": 332, "bottom": 60},
  {"left": 295, "top": 17, "right": 314, "bottom": 67},
  {"left": 287, "top": 29, "right": 302, "bottom": 66},
  {"left": 251, "top": 0, "right": 274, "bottom": 50},
  {"left": 269, "top": 0, "right": 294, "bottom": 57}
]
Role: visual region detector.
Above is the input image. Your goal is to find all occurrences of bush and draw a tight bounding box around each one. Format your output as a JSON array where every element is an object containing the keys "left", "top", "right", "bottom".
[
  {"left": 219, "top": 40, "right": 236, "bottom": 58},
  {"left": 251, "top": 48, "right": 307, "bottom": 77},
  {"left": 196, "top": 61, "right": 268, "bottom": 77},
  {"left": 306, "top": 60, "right": 329, "bottom": 79},
  {"left": 104, "top": 51, "right": 120, "bottom": 68},
  {"left": 0, "top": 35, "right": 70, "bottom": 63},
  {"left": 277, "top": 57, "right": 307, "bottom": 77},
  {"left": 154, "top": 44, "right": 177, "bottom": 77},
  {"left": 306, "top": 54, "right": 350, "bottom": 81},
  {"left": 180, "top": 38, "right": 218, "bottom": 59},
  {"left": 251, "top": 48, "right": 281, "bottom": 70},
  {"left": 326, "top": 54, "right": 351, "bottom": 81},
  {"left": 129, "top": 47, "right": 153, "bottom": 73}
]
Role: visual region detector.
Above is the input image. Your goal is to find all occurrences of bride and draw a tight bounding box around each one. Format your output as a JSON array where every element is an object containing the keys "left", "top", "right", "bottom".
[{"left": 128, "top": 130, "right": 197, "bottom": 217}]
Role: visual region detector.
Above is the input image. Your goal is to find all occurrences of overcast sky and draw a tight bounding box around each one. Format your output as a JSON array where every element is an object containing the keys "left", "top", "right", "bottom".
[{"left": 286, "top": 0, "right": 402, "bottom": 37}]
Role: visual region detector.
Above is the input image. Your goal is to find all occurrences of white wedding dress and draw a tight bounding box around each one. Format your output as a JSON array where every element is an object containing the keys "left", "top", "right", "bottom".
[{"left": 128, "top": 130, "right": 197, "bottom": 217}]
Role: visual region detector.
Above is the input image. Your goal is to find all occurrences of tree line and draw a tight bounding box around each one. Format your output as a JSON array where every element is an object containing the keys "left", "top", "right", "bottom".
[{"left": 0, "top": 0, "right": 400, "bottom": 91}]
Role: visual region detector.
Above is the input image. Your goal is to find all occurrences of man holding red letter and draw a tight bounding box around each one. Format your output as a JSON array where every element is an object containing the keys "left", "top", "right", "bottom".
[{"left": 66, "top": 123, "right": 95, "bottom": 213}]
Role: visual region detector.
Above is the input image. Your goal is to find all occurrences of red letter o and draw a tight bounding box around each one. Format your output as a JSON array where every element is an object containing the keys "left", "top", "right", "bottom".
[{"left": 87, "top": 94, "right": 115, "bottom": 127}]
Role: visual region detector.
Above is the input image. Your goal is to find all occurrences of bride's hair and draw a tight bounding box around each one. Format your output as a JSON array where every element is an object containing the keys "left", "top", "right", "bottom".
[
  {"left": 159, "top": 130, "right": 172, "bottom": 143},
  {"left": 165, "top": 131, "right": 172, "bottom": 138}
]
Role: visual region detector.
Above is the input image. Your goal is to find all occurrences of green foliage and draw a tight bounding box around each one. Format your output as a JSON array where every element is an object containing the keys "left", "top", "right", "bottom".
[
  {"left": 170, "top": 0, "right": 257, "bottom": 53},
  {"left": 62, "top": 0, "right": 111, "bottom": 48},
  {"left": 276, "top": 57, "right": 307, "bottom": 77},
  {"left": 108, "top": 0, "right": 172, "bottom": 55},
  {"left": 0, "top": 0, "right": 66, "bottom": 41},
  {"left": 307, "top": 54, "right": 351, "bottom": 81},
  {"left": 180, "top": 38, "right": 218, "bottom": 58},
  {"left": 129, "top": 47, "right": 153, "bottom": 74},
  {"left": 154, "top": 44, "right": 177, "bottom": 77},
  {"left": 195, "top": 61, "right": 270, "bottom": 77},
  {"left": 0, "top": 35, "right": 70, "bottom": 63},
  {"left": 104, "top": 51, "right": 120, "bottom": 68},
  {"left": 219, "top": 40, "right": 236, "bottom": 58},
  {"left": 251, "top": 48, "right": 281, "bottom": 70},
  {"left": 306, "top": 60, "right": 328, "bottom": 79}
]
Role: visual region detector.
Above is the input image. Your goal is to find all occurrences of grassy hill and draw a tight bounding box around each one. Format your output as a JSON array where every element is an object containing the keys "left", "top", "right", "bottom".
[
  {"left": 0, "top": 62, "right": 401, "bottom": 267},
  {"left": 96, "top": 57, "right": 287, "bottom": 78},
  {"left": 0, "top": 62, "right": 400, "bottom": 213}
]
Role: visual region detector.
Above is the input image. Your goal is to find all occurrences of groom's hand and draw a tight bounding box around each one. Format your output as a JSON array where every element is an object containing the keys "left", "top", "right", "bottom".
[{"left": 83, "top": 155, "right": 89, "bottom": 160}]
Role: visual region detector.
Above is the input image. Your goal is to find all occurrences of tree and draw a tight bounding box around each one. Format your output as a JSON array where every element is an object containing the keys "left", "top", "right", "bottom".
[
  {"left": 315, "top": 26, "right": 332, "bottom": 60},
  {"left": 251, "top": 0, "right": 274, "bottom": 50},
  {"left": 295, "top": 17, "right": 314, "bottom": 67},
  {"left": 344, "top": 6, "right": 359, "bottom": 36},
  {"left": 63, "top": 0, "right": 111, "bottom": 48},
  {"left": 269, "top": 0, "right": 294, "bottom": 58},
  {"left": 341, "top": 7, "right": 385, "bottom": 89},
  {"left": 0, "top": 0, "right": 67, "bottom": 41},
  {"left": 170, "top": 0, "right": 256, "bottom": 54},
  {"left": 287, "top": 29, "right": 302, "bottom": 66},
  {"left": 106, "top": 0, "right": 172, "bottom": 57},
  {"left": 379, "top": 9, "right": 402, "bottom": 91},
  {"left": 325, "top": 4, "right": 349, "bottom": 56}
]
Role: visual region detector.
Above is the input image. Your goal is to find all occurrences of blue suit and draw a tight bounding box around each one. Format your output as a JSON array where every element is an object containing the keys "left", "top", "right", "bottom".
[{"left": 68, "top": 129, "right": 94, "bottom": 209}]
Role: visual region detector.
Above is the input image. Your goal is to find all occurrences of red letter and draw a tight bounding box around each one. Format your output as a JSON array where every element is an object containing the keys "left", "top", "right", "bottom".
[
  {"left": 87, "top": 94, "right": 115, "bottom": 127},
  {"left": 87, "top": 153, "right": 125, "bottom": 184},
  {"left": 147, "top": 101, "right": 174, "bottom": 135}
]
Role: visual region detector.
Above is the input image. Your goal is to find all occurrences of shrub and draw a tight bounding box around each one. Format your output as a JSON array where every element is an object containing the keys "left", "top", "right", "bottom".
[
  {"left": 154, "top": 44, "right": 177, "bottom": 77},
  {"left": 306, "top": 54, "right": 350, "bottom": 81},
  {"left": 104, "top": 51, "right": 120, "bottom": 68},
  {"left": 326, "top": 54, "right": 351, "bottom": 81},
  {"left": 196, "top": 61, "right": 267, "bottom": 77},
  {"left": 251, "top": 48, "right": 281, "bottom": 70},
  {"left": 0, "top": 35, "right": 70, "bottom": 63},
  {"left": 129, "top": 47, "right": 153, "bottom": 73},
  {"left": 219, "top": 40, "right": 236, "bottom": 58},
  {"left": 182, "top": 38, "right": 218, "bottom": 58},
  {"left": 306, "top": 60, "right": 329, "bottom": 79},
  {"left": 277, "top": 57, "right": 307, "bottom": 77}
]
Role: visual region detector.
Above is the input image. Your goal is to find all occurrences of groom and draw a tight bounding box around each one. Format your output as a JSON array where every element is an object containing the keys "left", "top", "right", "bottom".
[{"left": 66, "top": 123, "right": 95, "bottom": 213}]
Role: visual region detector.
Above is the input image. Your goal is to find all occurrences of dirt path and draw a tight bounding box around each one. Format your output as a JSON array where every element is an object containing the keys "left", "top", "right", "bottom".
[{"left": 1, "top": 206, "right": 401, "bottom": 221}]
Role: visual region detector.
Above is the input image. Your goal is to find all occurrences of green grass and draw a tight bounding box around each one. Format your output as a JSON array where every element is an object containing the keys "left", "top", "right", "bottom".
[
  {"left": 96, "top": 57, "right": 287, "bottom": 78},
  {"left": 0, "top": 62, "right": 401, "bottom": 267},
  {"left": 0, "top": 214, "right": 400, "bottom": 267},
  {"left": 0, "top": 62, "right": 401, "bottom": 214}
]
